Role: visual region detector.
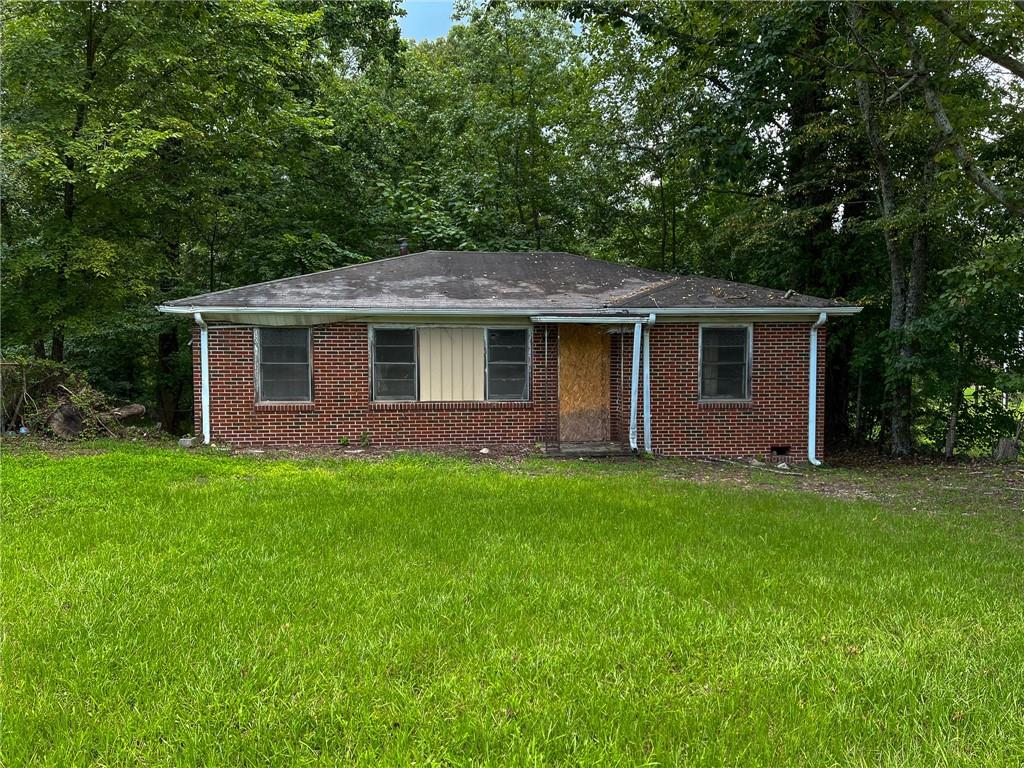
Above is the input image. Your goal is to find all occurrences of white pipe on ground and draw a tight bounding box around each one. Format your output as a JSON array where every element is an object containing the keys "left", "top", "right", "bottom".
[
  {"left": 194, "top": 312, "right": 211, "bottom": 445},
  {"left": 642, "top": 313, "right": 655, "bottom": 453},
  {"left": 628, "top": 320, "right": 642, "bottom": 451},
  {"left": 807, "top": 311, "right": 827, "bottom": 466}
]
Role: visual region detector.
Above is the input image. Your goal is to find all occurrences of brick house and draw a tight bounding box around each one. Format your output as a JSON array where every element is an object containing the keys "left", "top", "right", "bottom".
[{"left": 158, "top": 251, "right": 860, "bottom": 461}]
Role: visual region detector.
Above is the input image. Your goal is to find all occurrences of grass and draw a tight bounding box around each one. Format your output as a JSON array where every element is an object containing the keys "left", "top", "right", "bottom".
[{"left": 3, "top": 444, "right": 1023, "bottom": 766}]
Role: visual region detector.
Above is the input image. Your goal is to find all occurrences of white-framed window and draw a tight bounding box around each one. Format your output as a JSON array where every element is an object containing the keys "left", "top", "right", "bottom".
[
  {"left": 699, "top": 324, "right": 752, "bottom": 401},
  {"left": 370, "top": 326, "right": 531, "bottom": 402},
  {"left": 371, "top": 327, "right": 418, "bottom": 400},
  {"left": 255, "top": 327, "right": 312, "bottom": 402},
  {"left": 485, "top": 328, "right": 530, "bottom": 401}
]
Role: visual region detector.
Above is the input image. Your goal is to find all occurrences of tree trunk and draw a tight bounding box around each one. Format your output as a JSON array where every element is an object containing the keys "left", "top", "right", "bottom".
[
  {"left": 853, "top": 366, "right": 864, "bottom": 441},
  {"left": 848, "top": 8, "right": 945, "bottom": 457},
  {"left": 825, "top": 332, "right": 852, "bottom": 448},
  {"left": 51, "top": 5, "right": 97, "bottom": 367},
  {"left": 784, "top": 8, "right": 831, "bottom": 291},
  {"left": 63, "top": 5, "right": 97, "bottom": 224},
  {"left": 852, "top": 59, "right": 914, "bottom": 456},
  {"left": 51, "top": 327, "right": 65, "bottom": 363},
  {"left": 670, "top": 187, "right": 677, "bottom": 270},
  {"left": 156, "top": 325, "right": 184, "bottom": 433},
  {"left": 944, "top": 384, "right": 963, "bottom": 460},
  {"left": 658, "top": 173, "right": 667, "bottom": 270}
]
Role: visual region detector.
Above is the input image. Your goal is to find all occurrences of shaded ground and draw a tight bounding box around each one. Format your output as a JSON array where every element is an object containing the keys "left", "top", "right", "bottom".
[{"left": 653, "top": 454, "right": 1023, "bottom": 518}]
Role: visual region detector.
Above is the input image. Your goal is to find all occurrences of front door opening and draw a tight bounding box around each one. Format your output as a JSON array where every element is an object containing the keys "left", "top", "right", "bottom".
[{"left": 558, "top": 325, "right": 611, "bottom": 442}]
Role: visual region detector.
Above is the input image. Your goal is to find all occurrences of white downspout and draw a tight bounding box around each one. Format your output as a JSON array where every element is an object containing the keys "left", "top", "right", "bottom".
[
  {"left": 194, "top": 312, "right": 211, "bottom": 445},
  {"left": 628, "top": 320, "right": 642, "bottom": 451},
  {"left": 642, "top": 313, "right": 655, "bottom": 453},
  {"left": 807, "top": 312, "right": 827, "bottom": 466}
]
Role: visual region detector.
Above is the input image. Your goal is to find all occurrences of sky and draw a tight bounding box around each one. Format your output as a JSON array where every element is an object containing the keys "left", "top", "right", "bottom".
[{"left": 398, "top": 1, "right": 457, "bottom": 41}]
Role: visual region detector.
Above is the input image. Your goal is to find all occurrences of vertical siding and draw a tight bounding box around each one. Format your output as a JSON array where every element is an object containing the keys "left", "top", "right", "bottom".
[{"left": 418, "top": 328, "right": 485, "bottom": 401}]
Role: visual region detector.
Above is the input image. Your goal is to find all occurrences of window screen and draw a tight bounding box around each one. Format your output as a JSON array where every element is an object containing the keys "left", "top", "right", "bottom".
[
  {"left": 373, "top": 328, "right": 417, "bottom": 400},
  {"left": 257, "top": 328, "right": 311, "bottom": 401},
  {"left": 486, "top": 329, "right": 529, "bottom": 400},
  {"left": 700, "top": 327, "right": 750, "bottom": 400}
]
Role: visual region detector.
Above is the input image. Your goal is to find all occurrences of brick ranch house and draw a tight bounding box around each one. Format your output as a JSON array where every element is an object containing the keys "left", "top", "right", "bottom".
[{"left": 158, "top": 251, "right": 860, "bottom": 460}]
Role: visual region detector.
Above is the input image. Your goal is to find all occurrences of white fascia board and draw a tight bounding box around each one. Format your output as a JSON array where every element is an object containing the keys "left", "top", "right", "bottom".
[
  {"left": 158, "top": 305, "right": 565, "bottom": 317},
  {"left": 631, "top": 306, "right": 863, "bottom": 317},
  {"left": 158, "top": 304, "right": 863, "bottom": 319},
  {"left": 530, "top": 315, "right": 647, "bottom": 324}
]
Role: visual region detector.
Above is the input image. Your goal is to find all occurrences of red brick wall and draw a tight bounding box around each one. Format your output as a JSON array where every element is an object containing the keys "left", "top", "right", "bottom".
[
  {"left": 193, "top": 320, "right": 825, "bottom": 459},
  {"left": 193, "top": 323, "right": 559, "bottom": 449},
  {"left": 609, "top": 323, "right": 826, "bottom": 460}
]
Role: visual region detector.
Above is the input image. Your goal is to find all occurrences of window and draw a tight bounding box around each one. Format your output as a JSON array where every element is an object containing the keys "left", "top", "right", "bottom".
[
  {"left": 700, "top": 326, "right": 751, "bottom": 400},
  {"left": 370, "top": 326, "right": 530, "bottom": 402},
  {"left": 372, "top": 327, "right": 417, "bottom": 400},
  {"left": 257, "top": 328, "right": 311, "bottom": 402},
  {"left": 486, "top": 328, "right": 530, "bottom": 401}
]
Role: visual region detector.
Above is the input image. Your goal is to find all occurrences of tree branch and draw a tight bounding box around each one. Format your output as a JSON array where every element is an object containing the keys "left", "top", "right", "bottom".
[
  {"left": 900, "top": 24, "right": 1024, "bottom": 217},
  {"left": 927, "top": 5, "right": 1024, "bottom": 80}
]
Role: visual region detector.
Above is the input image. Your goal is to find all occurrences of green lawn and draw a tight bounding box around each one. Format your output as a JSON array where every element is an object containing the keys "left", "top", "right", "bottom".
[{"left": 3, "top": 445, "right": 1023, "bottom": 766}]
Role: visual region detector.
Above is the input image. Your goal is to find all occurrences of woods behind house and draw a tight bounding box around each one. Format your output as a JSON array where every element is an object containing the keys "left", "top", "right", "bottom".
[{"left": 2, "top": 0, "right": 1022, "bottom": 457}]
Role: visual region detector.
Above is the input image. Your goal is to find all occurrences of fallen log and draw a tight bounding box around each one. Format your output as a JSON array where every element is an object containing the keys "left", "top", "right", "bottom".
[{"left": 109, "top": 404, "right": 145, "bottom": 420}]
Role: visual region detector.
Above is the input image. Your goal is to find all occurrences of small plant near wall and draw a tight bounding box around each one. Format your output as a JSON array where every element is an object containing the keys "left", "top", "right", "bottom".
[
  {"left": 359, "top": 430, "right": 371, "bottom": 448},
  {"left": 338, "top": 436, "right": 350, "bottom": 447}
]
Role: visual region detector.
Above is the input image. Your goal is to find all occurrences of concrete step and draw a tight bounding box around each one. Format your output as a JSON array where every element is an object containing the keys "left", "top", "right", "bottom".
[{"left": 548, "top": 441, "right": 635, "bottom": 458}]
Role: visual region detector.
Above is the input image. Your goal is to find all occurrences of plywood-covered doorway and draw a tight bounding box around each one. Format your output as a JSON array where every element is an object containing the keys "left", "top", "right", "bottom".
[{"left": 558, "top": 325, "right": 610, "bottom": 442}]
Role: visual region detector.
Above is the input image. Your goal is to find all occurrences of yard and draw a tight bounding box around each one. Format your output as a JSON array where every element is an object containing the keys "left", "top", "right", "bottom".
[{"left": 3, "top": 444, "right": 1023, "bottom": 766}]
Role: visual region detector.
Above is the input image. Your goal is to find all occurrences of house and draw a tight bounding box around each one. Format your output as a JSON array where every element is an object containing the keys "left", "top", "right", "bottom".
[{"left": 158, "top": 250, "right": 861, "bottom": 460}]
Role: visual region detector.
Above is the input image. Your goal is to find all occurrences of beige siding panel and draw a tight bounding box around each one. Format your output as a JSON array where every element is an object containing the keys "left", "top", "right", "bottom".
[{"left": 418, "top": 328, "right": 484, "bottom": 401}]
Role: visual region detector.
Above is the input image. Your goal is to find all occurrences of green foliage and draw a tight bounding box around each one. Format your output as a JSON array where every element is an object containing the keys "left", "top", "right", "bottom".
[{"left": 2, "top": 0, "right": 1021, "bottom": 453}]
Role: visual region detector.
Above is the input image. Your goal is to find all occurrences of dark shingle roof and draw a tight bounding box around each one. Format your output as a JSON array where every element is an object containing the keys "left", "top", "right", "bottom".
[{"left": 163, "top": 250, "right": 851, "bottom": 312}]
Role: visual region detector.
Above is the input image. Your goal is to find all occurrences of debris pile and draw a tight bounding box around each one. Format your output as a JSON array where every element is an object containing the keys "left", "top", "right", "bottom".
[{"left": 1, "top": 357, "right": 145, "bottom": 439}]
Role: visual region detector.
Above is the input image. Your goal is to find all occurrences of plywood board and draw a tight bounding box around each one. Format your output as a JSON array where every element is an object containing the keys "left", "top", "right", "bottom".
[{"left": 559, "top": 325, "right": 610, "bottom": 441}]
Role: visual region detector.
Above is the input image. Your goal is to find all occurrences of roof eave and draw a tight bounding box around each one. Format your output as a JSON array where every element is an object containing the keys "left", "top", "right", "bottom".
[{"left": 157, "top": 304, "right": 862, "bottom": 317}]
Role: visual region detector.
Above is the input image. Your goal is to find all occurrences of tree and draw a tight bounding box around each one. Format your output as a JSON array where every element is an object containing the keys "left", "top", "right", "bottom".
[{"left": 2, "top": 0, "right": 403, "bottom": 429}]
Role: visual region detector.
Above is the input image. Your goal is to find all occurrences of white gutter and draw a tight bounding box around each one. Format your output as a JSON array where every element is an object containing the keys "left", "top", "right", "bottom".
[
  {"left": 160, "top": 304, "right": 862, "bottom": 318},
  {"left": 194, "top": 312, "right": 211, "bottom": 445},
  {"left": 642, "top": 313, "right": 655, "bottom": 453},
  {"left": 628, "top": 320, "right": 642, "bottom": 452},
  {"left": 807, "top": 312, "right": 827, "bottom": 466},
  {"left": 530, "top": 315, "right": 642, "bottom": 324}
]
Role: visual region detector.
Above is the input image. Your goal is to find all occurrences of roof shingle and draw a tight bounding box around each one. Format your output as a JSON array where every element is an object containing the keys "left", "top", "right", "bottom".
[{"left": 163, "top": 250, "right": 850, "bottom": 312}]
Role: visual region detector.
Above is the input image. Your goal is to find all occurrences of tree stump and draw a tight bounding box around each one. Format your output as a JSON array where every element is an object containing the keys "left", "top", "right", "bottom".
[
  {"left": 993, "top": 437, "right": 1019, "bottom": 461},
  {"left": 48, "top": 402, "right": 84, "bottom": 439}
]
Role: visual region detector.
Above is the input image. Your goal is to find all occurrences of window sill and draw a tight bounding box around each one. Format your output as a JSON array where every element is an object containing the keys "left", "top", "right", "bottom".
[
  {"left": 370, "top": 400, "right": 532, "bottom": 411},
  {"left": 254, "top": 402, "right": 316, "bottom": 413},
  {"left": 698, "top": 400, "right": 753, "bottom": 410}
]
